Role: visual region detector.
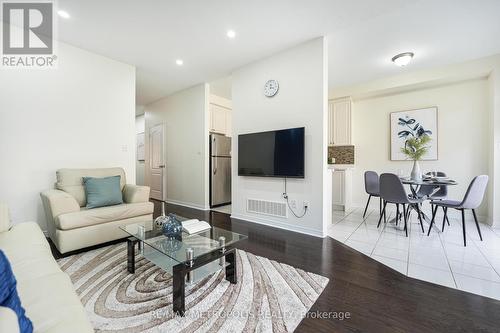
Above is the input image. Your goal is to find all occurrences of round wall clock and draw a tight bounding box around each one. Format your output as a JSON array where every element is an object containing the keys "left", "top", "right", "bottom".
[{"left": 264, "top": 79, "right": 279, "bottom": 97}]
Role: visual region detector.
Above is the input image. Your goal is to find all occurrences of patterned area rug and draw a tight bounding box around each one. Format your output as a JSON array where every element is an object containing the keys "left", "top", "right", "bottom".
[{"left": 57, "top": 243, "right": 329, "bottom": 333}]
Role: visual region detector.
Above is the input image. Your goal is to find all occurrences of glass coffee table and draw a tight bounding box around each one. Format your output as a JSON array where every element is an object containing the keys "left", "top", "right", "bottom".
[{"left": 120, "top": 217, "right": 247, "bottom": 316}]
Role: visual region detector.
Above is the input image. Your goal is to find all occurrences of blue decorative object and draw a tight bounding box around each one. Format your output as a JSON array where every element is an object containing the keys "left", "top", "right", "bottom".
[
  {"left": 0, "top": 250, "right": 33, "bottom": 333},
  {"left": 83, "top": 175, "right": 123, "bottom": 209},
  {"left": 397, "top": 116, "right": 432, "bottom": 141},
  {"left": 160, "top": 238, "right": 182, "bottom": 252},
  {"left": 162, "top": 213, "right": 183, "bottom": 239}
]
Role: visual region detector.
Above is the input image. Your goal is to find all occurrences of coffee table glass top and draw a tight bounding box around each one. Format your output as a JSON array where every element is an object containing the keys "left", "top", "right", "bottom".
[{"left": 120, "top": 218, "right": 247, "bottom": 265}]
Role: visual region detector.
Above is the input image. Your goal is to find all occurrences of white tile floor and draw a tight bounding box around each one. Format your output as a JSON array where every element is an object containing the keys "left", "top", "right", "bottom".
[{"left": 328, "top": 206, "right": 500, "bottom": 301}]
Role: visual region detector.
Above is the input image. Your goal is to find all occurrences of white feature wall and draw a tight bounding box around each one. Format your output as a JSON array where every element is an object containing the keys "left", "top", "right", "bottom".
[
  {"left": 145, "top": 84, "right": 209, "bottom": 210},
  {"left": 489, "top": 63, "right": 500, "bottom": 226},
  {"left": 231, "top": 37, "right": 331, "bottom": 237},
  {"left": 0, "top": 42, "right": 136, "bottom": 230},
  {"left": 350, "top": 79, "right": 490, "bottom": 218}
]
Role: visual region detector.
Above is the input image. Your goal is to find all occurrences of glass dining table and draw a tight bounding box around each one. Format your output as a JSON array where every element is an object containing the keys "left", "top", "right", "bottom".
[{"left": 389, "top": 177, "right": 458, "bottom": 231}]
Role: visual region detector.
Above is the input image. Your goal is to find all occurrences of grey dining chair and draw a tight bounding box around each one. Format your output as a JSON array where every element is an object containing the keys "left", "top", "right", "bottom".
[
  {"left": 427, "top": 175, "right": 489, "bottom": 246},
  {"left": 417, "top": 171, "right": 449, "bottom": 225},
  {"left": 378, "top": 173, "right": 425, "bottom": 237},
  {"left": 363, "top": 171, "right": 381, "bottom": 218}
]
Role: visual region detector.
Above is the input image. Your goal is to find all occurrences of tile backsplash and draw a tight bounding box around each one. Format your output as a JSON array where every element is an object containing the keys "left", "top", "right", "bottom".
[{"left": 328, "top": 145, "right": 355, "bottom": 164}]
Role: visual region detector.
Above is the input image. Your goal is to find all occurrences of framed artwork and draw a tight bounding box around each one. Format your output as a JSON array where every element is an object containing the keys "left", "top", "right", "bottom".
[
  {"left": 137, "top": 132, "right": 145, "bottom": 161},
  {"left": 390, "top": 107, "right": 438, "bottom": 161}
]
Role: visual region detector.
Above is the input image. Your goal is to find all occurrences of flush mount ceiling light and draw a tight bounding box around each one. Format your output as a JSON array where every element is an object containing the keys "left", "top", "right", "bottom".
[
  {"left": 226, "top": 30, "right": 236, "bottom": 39},
  {"left": 175, "top": 59, "right": 184, "bottom": 66},
  {"left": 392, "top": 52, "right": 414, "bottom": 67},
  {"left": 57, "top": 10, "right": 70, "bottom": 19}
]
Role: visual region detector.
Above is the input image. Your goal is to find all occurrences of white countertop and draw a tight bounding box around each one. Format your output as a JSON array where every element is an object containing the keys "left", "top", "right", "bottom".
[{"left": 327, "top": 164, "right": 355, "bottom": 170}]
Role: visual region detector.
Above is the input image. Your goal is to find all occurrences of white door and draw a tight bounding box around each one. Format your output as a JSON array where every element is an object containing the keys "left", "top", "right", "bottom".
[{"left": 149, "top": 124, "right": 165, "bottom": 201}]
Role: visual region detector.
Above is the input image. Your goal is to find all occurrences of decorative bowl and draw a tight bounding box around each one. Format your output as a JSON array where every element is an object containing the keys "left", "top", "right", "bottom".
[
  {"left": 154, "top": 214, "right": 170, "bottom": 227},
  {"left": 161, "top": 214, "right": 183, "bottom": 239}
]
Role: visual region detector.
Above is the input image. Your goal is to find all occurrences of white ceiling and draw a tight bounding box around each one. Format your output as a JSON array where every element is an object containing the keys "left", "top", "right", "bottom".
[{"left": 56, "top": 0, "right": 500, "bottom": 105}]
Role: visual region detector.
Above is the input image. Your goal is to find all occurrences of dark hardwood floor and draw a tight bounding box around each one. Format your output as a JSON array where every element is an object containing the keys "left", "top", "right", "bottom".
[
  {"left": 50, "top": 200, "right": 500, "bottom": 332},
  {"left": 158, "top": 202, "right": 500, "bottom": 333}
]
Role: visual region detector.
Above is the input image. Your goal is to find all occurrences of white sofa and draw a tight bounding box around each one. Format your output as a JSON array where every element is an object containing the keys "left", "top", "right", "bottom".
[
  {"left": 41, "top": 167, "right": 154, "bottom": 254},
  {"left": 0, "top": 203, "right": 93, "bottom": 333}
]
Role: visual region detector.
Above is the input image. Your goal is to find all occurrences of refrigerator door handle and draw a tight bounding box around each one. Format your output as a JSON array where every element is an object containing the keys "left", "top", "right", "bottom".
[
  {"left": 213, "top": 156, "right": 217, "bottom": 175},
  {"left": 213, "top": 136, "right": 217, "bottom": 156}
]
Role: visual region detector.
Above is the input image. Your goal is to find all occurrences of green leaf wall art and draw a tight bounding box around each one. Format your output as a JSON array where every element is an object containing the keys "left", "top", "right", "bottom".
[{"left": 390, "top": 107, "right": 438, "bottom": 161}]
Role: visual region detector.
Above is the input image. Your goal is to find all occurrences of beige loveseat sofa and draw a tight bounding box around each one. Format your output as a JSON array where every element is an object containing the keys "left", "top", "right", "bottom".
[
  {"left": 0, "top": 203, "right": 93, "bottom": 333},
  {"left": 41, "top": 168, "right": 154, "bottom": 254}
]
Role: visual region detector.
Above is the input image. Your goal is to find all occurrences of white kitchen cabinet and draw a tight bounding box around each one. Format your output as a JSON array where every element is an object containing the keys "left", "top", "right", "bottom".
[
  {"left": 332, "top": 169, "right": 352, "bottom": 211},
  {"left": 209, "top": 104, "right": 229, "bottom": 135},
  {"left": 328, "top": 97, "right": 352, "bottom": 146},
  {"left": 209, "top": 94, "right": 232, "bottom": 136},
  {"left": 332, "top": 171, "right": 344, "bottom": 206},
  {"left": 225, "top": 110, "right": 232, "bottom": 137}
]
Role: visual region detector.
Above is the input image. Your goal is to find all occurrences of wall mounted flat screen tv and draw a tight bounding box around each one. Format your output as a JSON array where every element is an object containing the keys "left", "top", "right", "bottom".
[{"left": 238, "top": 127, "right": 305, "bottom": 178}]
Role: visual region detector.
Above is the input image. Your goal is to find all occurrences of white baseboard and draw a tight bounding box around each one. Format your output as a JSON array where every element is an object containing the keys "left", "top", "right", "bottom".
[
  {"left": 231, "top": 212, "right": 325, "bottom": 238},
  {"left": 165, "top": 199, "right": 210, "bottom": 211}
]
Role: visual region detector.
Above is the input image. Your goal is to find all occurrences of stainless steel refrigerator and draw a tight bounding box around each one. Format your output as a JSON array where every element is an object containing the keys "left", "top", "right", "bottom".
[{"left": 210, "top": 133, "right": 231, "bottom": 207}]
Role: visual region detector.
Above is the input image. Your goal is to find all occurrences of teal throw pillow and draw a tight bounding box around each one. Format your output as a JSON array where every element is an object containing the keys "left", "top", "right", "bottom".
[{"left": 83, "top": 175, "right": 123, "bottom": 209}]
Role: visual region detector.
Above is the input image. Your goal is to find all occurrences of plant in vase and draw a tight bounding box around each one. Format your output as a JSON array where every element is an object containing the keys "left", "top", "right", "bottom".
[{"left": 398, "top": 117, "right": 432, "bottom": 181}]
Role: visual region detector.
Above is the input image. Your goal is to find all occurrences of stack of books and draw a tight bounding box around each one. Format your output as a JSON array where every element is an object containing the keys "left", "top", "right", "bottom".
[{"left": 181, "top": 219, "right": 211, "bottom": 234}]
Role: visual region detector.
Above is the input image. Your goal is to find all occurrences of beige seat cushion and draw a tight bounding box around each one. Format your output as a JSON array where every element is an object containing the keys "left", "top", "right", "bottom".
[
  {"left": 56, "top": 168, "right": 126, "bottom": 207},
  {"left": 0, "top": 306, "right": 20, "bottom": 333},
  {"left": 0, "top": 222, "right": 93, "bottom": 333},
  {"left": 17, "top": 273, "right": 93, "bottom": 333},
  {"left": 0, "top": 222, "right": 50, "bottom": 252},
  {"left": 56, "top": 202, "right": 154, "bottom": 230},
  {"left": 0, "top": 221, "right": 64, "bottom": 283}
]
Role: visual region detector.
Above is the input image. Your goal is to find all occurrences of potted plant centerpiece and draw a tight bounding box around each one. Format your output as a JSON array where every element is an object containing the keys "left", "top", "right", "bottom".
[{"left": 398, "top": 118, "right": 432, "bottom": 181}]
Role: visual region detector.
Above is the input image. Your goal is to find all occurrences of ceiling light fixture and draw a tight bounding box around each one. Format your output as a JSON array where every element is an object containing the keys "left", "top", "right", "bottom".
[
  {"left": 392, "top": 52, "right": 414, "bottom": 67},
  {"left": 175, "top": 59, "right": 184, "bottom": 66},
  {"left": 226, "top": 30, "right": 236, "bottom": 39},
  {"left": 57, "top": 10, "right": 70, "bottom": 19}
]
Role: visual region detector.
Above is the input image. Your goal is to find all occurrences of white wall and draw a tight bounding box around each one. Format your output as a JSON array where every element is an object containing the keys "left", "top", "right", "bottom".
[
  {"left": 489, "top": 63, "right": 500, "bottom": 226},
  {"left": 0, "top": 42, "right": 136, "bottom": 230},
  {"left": 145, "top": 84, "right": 209, "bottom": 209},
  {"left": 135, "top": 114, "right": 145, "bottom": 185},
  {"left": 348, "top": 79, "right": 490, "bottom": 218},
  {"left": 231, "top": 37, "right": 331, "bottom": 237},
  {"left": 209, "top": 76, "right": 232, "bottom": 100}
]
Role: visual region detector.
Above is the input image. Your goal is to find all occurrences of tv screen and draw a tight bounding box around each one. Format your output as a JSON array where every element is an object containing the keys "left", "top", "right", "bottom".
[{"left": 238, "top": 127, "right": 305, "bottom": 178}]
